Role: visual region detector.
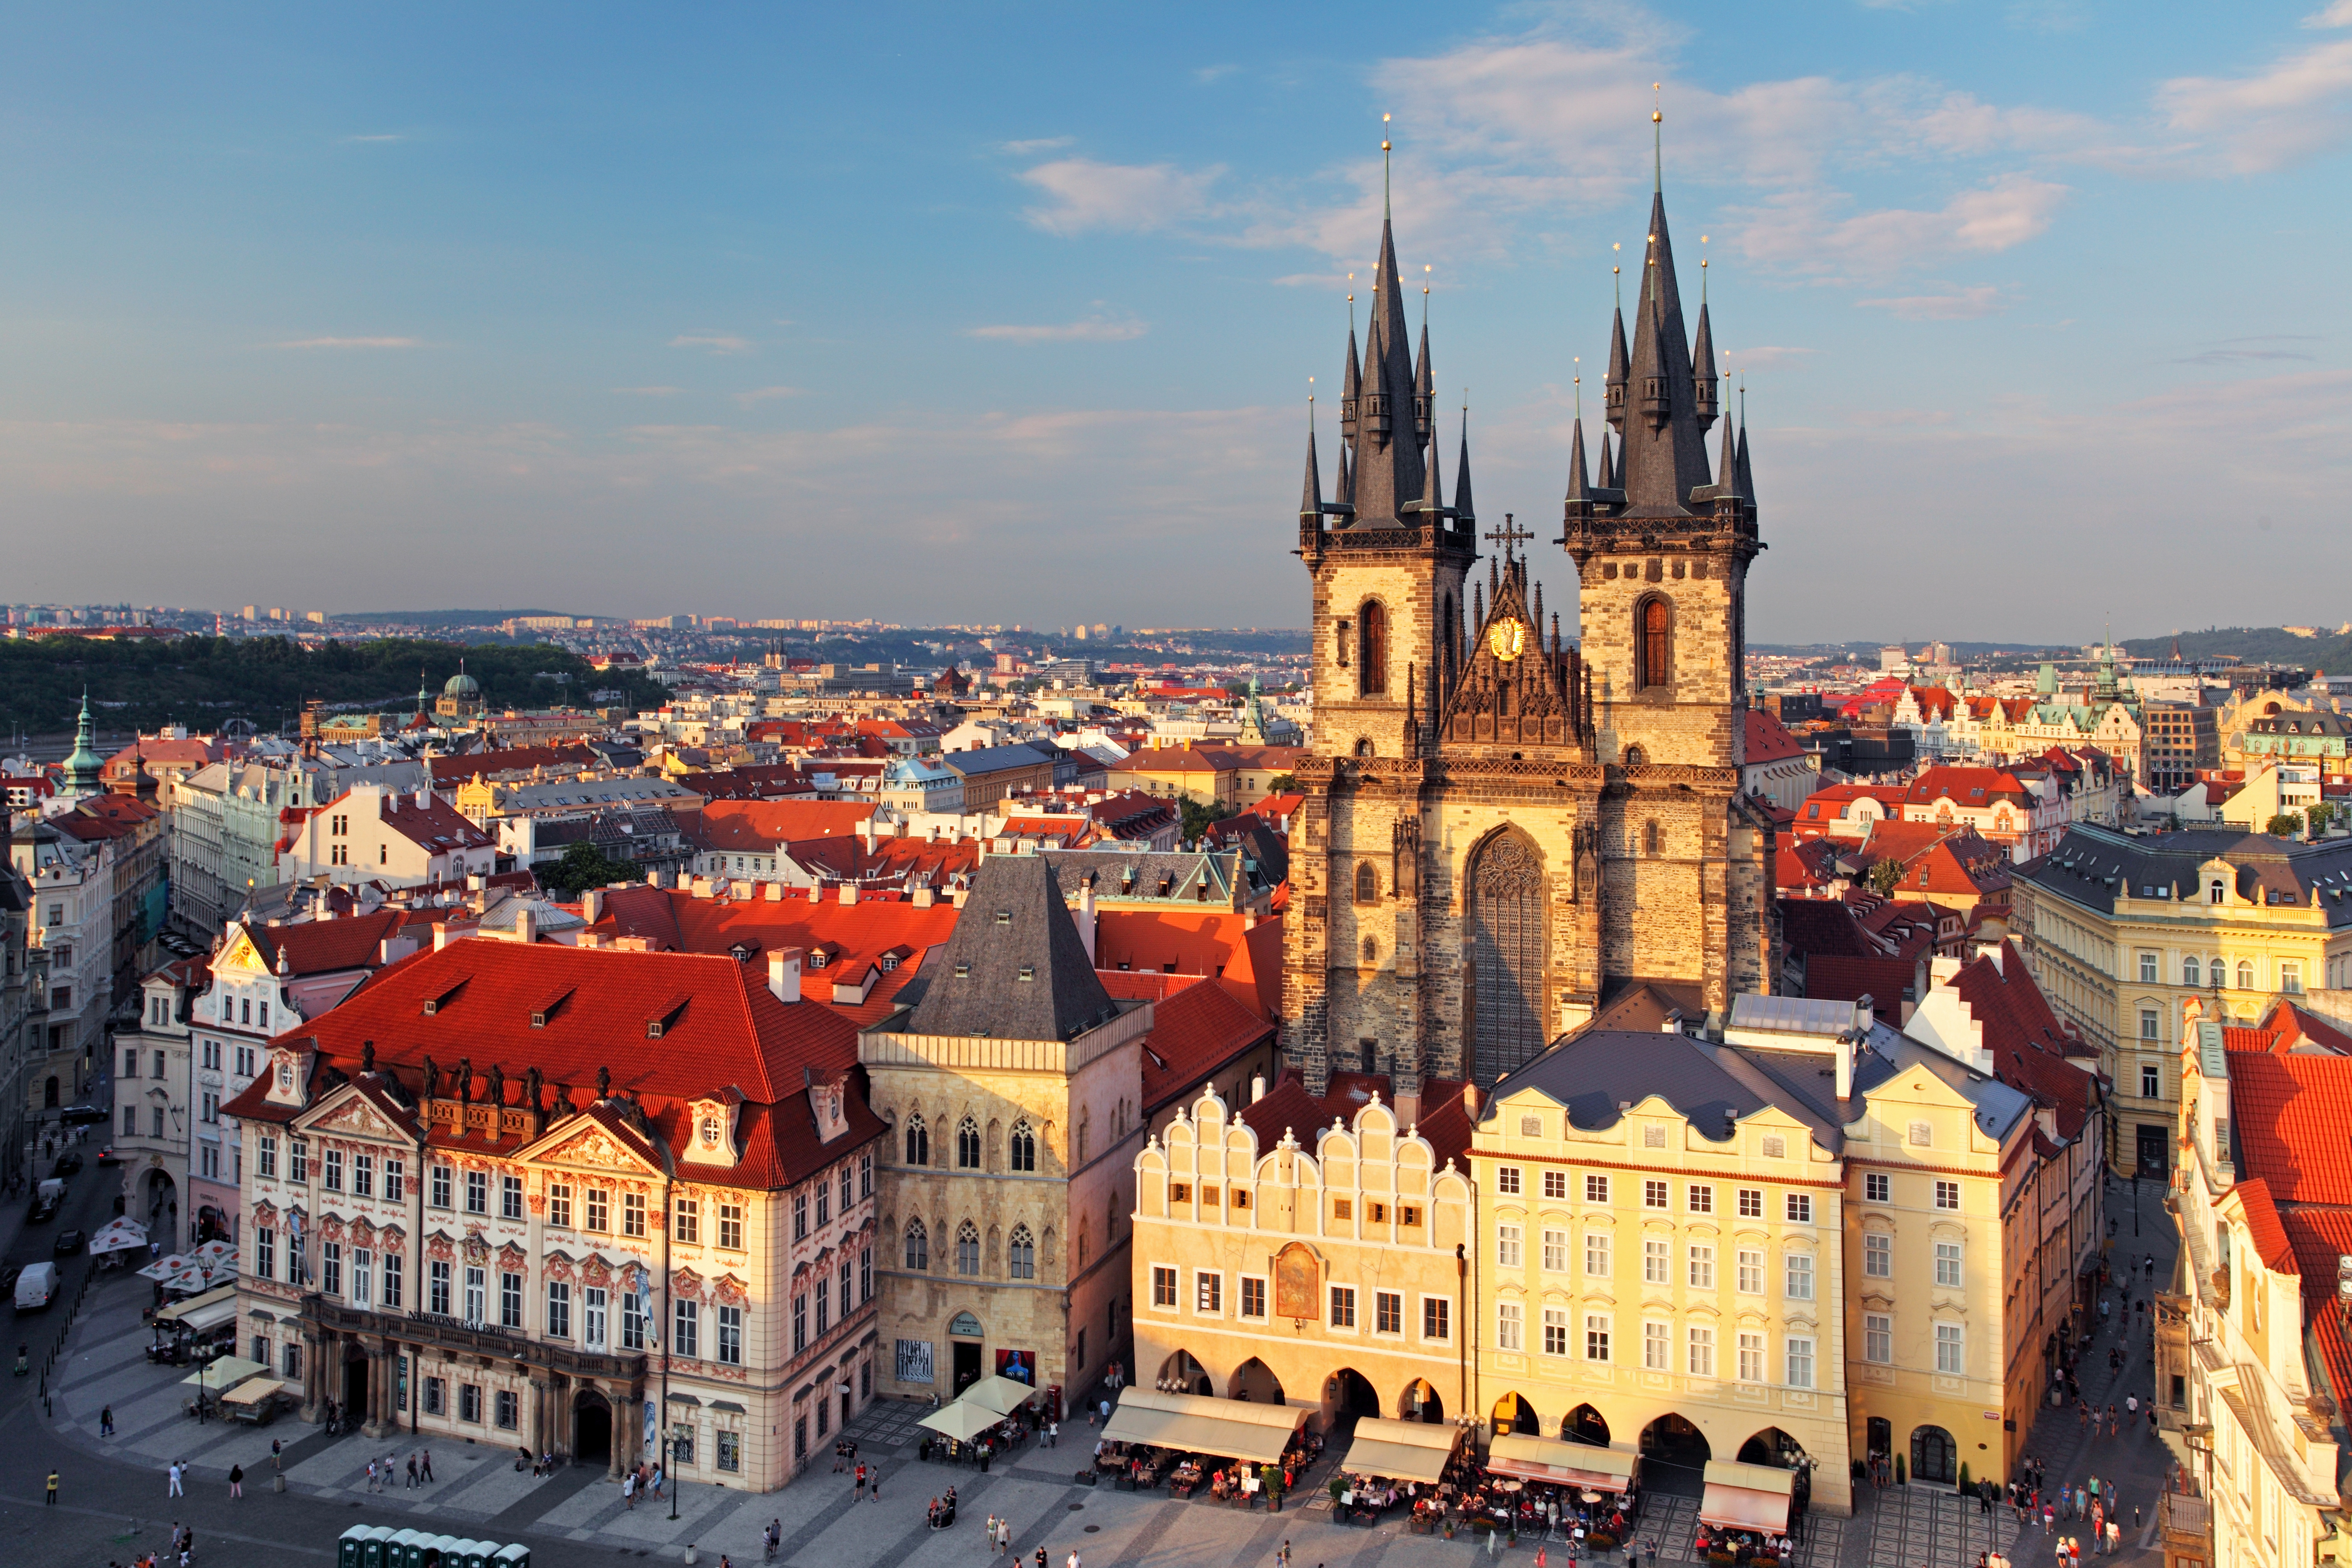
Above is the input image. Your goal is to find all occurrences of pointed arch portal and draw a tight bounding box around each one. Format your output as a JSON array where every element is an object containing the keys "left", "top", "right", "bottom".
[{"left": 1469, "top": 829, "right": 1547, "bottom": 1087}]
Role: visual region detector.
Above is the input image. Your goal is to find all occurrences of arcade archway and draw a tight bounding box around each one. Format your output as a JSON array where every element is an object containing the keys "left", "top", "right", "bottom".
[
  {"left": 1491, "top": 1392, "right": 1540, "bottom": 1436},
  {"left": 574, "top": 1389, "right": 613, "bottom": 1464},
  {"left": 1398, "top": 1378, "right": 1444, "bottom": 1424},
  {"left": 1737, "top": 1427, "right": 1806, "bottom": 1468},
  {"left": 1324, "top": 1368, "right": 1380, "bottom": 1421},
  {"left": 1911, "top": 1425, "right": 1957, "bottom": 1485},
  {"left": 1228, "top": 1358, "right": 1284, "bottom": 1405},
  {"left": 1563, "top": 1403, "right": 1609, "bottom": 1446},
  {"left": 1639, "top": 1413, "right": 1712, "bottom": 1493},
  {"left": 1157, "top": 1349, "right": 1211, "bottom": 1396}
]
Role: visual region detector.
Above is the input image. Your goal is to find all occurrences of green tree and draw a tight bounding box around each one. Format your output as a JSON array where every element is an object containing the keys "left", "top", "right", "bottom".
[
  {"left": 538, "top": 841, "right": 644, "bottom": 900},
  {"left": 1867, "top": 857, "right": 1906, "bottom": 897},
  {"left": 2310, "top": 802, "right": 2337, "bottom": 836},
  {"left": 1264, "top": 774, "right": 1297, "bottom": 795},
  {"left": 1178, "top": 795, "right": 1225, "bottom": 847},
  {"left": 2266, "top": 812, "right": 2305, "bottom": 838}
]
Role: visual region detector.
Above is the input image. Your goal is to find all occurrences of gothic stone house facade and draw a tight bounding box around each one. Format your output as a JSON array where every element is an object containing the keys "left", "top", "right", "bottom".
[
  {"left": 1285, "top": 163, "right": 1779, "bottom": 1098},
  {"left": 225, "top": 938, "right": 886, "bottom": 1493}
]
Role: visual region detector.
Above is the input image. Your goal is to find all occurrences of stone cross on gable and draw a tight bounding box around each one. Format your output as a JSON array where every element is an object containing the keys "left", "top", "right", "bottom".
[{"left": 1483, "top": 512, "right": 1533, "bottom": 560}]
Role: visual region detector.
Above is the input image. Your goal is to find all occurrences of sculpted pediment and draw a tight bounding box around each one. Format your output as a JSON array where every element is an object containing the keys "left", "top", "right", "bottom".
[
  {"left": 534, "top": 1121, "right": 660, "bottom": 1175},
  {"left": 305, "top": 1090, "right": 403, "bottom": 1140}
]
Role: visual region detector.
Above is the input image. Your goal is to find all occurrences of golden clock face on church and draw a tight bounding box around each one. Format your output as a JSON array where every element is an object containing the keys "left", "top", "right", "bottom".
[{"left": 1487, "top": 617, "right": 1527, "bottom": 662}]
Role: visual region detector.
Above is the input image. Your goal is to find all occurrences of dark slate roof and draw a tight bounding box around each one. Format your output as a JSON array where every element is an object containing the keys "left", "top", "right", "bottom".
[
  {"left": 1849, "top": 1022, "right": 2034, "bottom": 1143},
  {"left": 1481, "top": 1028, "right": 1847, "bottom": 1155},
  {"left": 900, "top": 855, "right": 1119, "bottom": 1042},
  {"left": 939, "top": 743, "right": 1053, "bottom": 779},
  {"left": 2019, "top": 824, "right": 2352, "bottom": 925}
]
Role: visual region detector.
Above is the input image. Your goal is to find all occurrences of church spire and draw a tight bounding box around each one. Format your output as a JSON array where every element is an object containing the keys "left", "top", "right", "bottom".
[
  {"left": 1690, "top": 271, "right": 1719, "bottom": 431},
  {"left": 1347, "top": 196, "right": 1430, "bottom": 523},
  {"left": 1564, "top": 415, "right": 1591, "bottom": 503},
  {"left": 1612, "top": 132, "right": 1714, "bottom": 516},
  {"left": 1453, "top": 404, "right": 1477, "bottom": 522},
  {"left": 1734, "top": 380, "right": 1754, "bottom": 503},
  {"left": 1299, "top": 407, "right": 1324, "bottom": 521},
  {"left": 61, "top": 689, "right": 104, "bottom": 797},
  {"left": 1604, "top": 287, "right": 1629, "bottom": 431}
]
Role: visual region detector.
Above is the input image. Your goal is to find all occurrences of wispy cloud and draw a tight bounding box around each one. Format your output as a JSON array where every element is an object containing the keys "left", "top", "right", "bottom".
[
  {"left": 2156, "top": 31, "right": 2352, "bottom": 172},
  {"left": 732, "top": 385, "right": 807, "bottom": 406},
  {"left": 966, "top": 316, "right": 1148, "bottom": 343},
  {"left": 1017, "top": 158, "right": 1221, "bottom": 236},
  {"left": 669, "top": 333, "right": 752, "bottom": 356},
  {"left": 1734, "top": 175, "right": 2066, "bottom": 278},
  {"left": 340, "top": 134, "right": 406, "bottom": 144},
  {"left": 2174, "top": 336, "right": 2320, "bottom": 366},
  {"left": 2311, "top": 0, "right": 2352, "bottom": 27},
  {"left": 611, "top": 386, "right": 682, "bottom": 397},
  {"left": 999, "top": 136, "right": 1074, "bottom": 155},
  {"left": 1194, "top": 64, "right": 1238, "bottom": 84},
  {"left": 1856, "top": 284, "right": 2005, "bottom": 320},
  {"left": 268, "top": 336, "right": 421, "bottom": 349},
  {"left": 1721, "top": 346, "right": 1819, "bottom": 370}
]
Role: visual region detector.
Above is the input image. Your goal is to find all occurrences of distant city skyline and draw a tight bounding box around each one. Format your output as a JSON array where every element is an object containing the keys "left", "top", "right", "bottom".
[{"left": 4, "top": 3, "right": 2349, "bottom": 636}]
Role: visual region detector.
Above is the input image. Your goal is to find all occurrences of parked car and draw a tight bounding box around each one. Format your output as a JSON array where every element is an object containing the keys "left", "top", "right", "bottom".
[
  {"left": 13, "top": 1261, "right": 58, "bottom": 1311},
  {"left": 57, "top": 1105, "right": 108, "bottom": 1127},
  {"left": 52, "top": 1150, "right": 83, "bottom": 1177},
  {"left": 53, "top": 1229, "right": 87, "bottom": 1257}
]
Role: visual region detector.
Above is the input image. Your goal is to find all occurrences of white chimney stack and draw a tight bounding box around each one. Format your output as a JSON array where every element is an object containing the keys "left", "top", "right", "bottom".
[
  {"left": 1836, "top": 1032, "right": 1855, "bottom": 1101},
  {"left": 1251, "top": 1073, "right": 1266, "bottom": 1104},
  {"left": 583, "top": 887, "right": 603, "bottom": 924},
  {"left": 767, "top": 947, "right": 803, "bottom": 1004},
  {"left": 515, "top": 906, "right": 536, "bottom": 946},
  {"left": 416, "top": 784, "right": 431, "bottom": 810}
]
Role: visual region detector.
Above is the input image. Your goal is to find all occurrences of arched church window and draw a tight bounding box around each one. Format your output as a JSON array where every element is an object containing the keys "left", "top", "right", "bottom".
[
  {"left": 1359, "top": 601, "right": 1389, "bottom": 696},
  {"left": 904, "top": 1217, "right": 928, "bottom": 1271},
  {"left": 955, "top": 1220, "right": 980, "bottom": 1276},
  {"left": 1008, "top": 1225, "right": 1036, "bottom": 1281},
  {"left": 1643, "top": 820, "right": 1662, "bottom": 856},
  {"left": 1622, "top": 744, "right": 1648, "bottom": 768},
  {"left": 1637, "top": 597, "right": 1672, "bottom": 689},
  {"left": 956, "top": 1115, "right": 981, "bottom": 1169},
  {"left": 1008, "top": 1119, "right": 1037, "bottom": 1173},
  {"left": 2183, "top": 956, "right": 2200, "bottom": 986},
  {"left": 1355, "top": 861, "right": 1380, "bottom": 904},
  {"left": 1362, "top": 935, "right": 1380, "bottom": 965},
  {"left": 904, "top": 1114, "right": 928, "bottom": 1167}
]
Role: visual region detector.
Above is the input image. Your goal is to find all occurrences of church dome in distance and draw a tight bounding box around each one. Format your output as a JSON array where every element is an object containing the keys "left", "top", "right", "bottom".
[{"left": 443, "top": 667, "right": 481, "bottom": 698}]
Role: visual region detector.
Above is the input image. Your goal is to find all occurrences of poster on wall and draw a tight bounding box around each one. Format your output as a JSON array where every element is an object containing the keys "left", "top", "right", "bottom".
[
  {"left": 1273, "top": 1241, "right": 1318, "bottom": 1319},
  {"left": 896, "top": 1339, "right": 935, "bottom": 1384},
  {"left": 996, "top": 1349, "right": 1035, "bottom": 1385}
]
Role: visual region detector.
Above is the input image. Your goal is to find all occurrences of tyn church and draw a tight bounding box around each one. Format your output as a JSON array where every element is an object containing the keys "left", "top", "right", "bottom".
[{"left": 1282, "top": 156, "right": 1779, "bottom": 1099}]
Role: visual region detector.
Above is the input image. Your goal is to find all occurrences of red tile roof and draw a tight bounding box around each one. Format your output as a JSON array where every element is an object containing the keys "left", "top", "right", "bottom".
[
  {"left": 1946, "top": 941, "right": 2095, "bottom": 1138},
  {"left": 241, "top": 909, "right": 420, "bottom": 977},
  {"left": 2232, "top": 1178, "right": 2298, "bottom": 1274},
  {"left": 1235, "top": 1069, "right": 1476, "bottom": 1173},
  {"left": 428, "top": 745, "right": 601, "bottom": 788},
  {"left": 690, "top": 798, "right": 877, "bottom": 851},
  {"left": 1093, "top": 909, "right": 1282, "bottom": 1021},
  {"left": 222, "top": 938, "right": 873, "bottom": 1189},
  {"left": 1140, "top": 980, "right": 1276, "bottom": 1113},
  {"left": 1743, "top": 709, "right": 1807, "bottom": 764},
  {"left": 2225, "top": 1049, "right": 2352, "bottom": 1206}
]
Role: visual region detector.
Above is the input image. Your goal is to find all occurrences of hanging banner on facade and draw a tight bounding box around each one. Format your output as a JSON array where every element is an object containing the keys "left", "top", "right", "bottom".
[
  {"left": 896, "top": 1339, "right": 935, "bottom": 1384},
  {"left": 996, "top": 1349, "right": 1034, "bottom": 1385},
  {"left": 644, "top": 1395, "right": 658, "bottom": 1460}
]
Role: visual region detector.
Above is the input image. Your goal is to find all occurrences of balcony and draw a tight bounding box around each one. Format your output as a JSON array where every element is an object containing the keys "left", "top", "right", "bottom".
[{"left": 300, "top": 1295, "right": 647, "bottom": 1383}]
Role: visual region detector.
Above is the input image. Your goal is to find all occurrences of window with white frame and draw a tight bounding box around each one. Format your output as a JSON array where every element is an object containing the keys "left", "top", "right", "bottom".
[
  {"left": 1786, "top": 1192, "right": 1813, "bottom": 1224},
  {"left": 1644, "top": 1179, "right": 1669, "bottom": 1209},
  {"left": 1786, "top": 1335, "right": 1815, "bottom": 1388},
  {"left": 1934, "top": 1240, "right": 1963, "bottom": 1287},
  {"left": 1151, "top": 1266, "right": 1176, "bottom": 1308},
  {"left": 1687, "top": 1184, "right": 1712, "bottom": 1213},
  {"left": 1737, "top": 1331, "right": 1764, "bottom": 1382},
  {"left": 2142, "top": 1062, "right": 2162, "bottom": 1098},
  {"left": 1687, "top": 1324, "right": 1715, "bottom": 1377},
  {"left": 1864, "top": 1233, "right": 1891, "bottom": 1278},
  {"left": 1498, "top": 1224, "right": 1522, "bottom": 1267},
  {"left": 1643, "top": 1321, "right": 1669, "bottom": 1370},
  {"left": 1687, "top": 1243, "right": 1714, "bottom": 1289},
  {"left": 1585, "top": 1314, "right": 1610, "bottom": 1361},
  {"left": 1422, "top": 1296, "right": 1449, "bottom": 1341},
  {"left": 1934, "top": 1180, "right": 1961, "bottom": 1210},
  {"left": 1864, "top": 1313, "right": 1892, "bottom": 1363},
  {"left": 1197, "top": 1271, "right": 1222, "bottom": 1314},
  {"left": 1496, "top": 1165, "right": 1522, "bottom": 1195},
  {"left": 1644, "top": 1238, "right": 1669, "bottom": 1284},
  {"left": 1241, "top": 1277, "right": 1267, "bottom": 1318},
  {"left": 1586, "top": 1173, "right": 1610, "bottom": 1204},
  {"left": 1785, "top": 1252, "right": 1814, "bottom": 1300},
  {"left": 1542, "top": 1307, "right": 1568, "bottom": 1357},
  {"left": 1738, "top": 1248, "right": 1765, "bottom": 1293},
  {"left": 1496, "top": 1301, "right": 1522, "bottom": 1351},
  {"left": 1737, "top": 1187, "right": 1762, "bottom": 1218},
  {"left": 1329, "top": 1286, "right": 1356, "bottom": 1329},
  {"left": 1542, "top": 1170, "right": 1568, "bottom": 1199},
  {"left": 1864, "top": 1171, "right": 1890, "bottom": 1204},
  {"left": 1542, "top": 1229, "right": 1568, "bottom": 1272},
  {"left": 1935, "top": 1321, "right": 1964, "bottom": 1374},
  {"left": 1585, "top": 1232, "right": 1612, "bottom": 1277}
]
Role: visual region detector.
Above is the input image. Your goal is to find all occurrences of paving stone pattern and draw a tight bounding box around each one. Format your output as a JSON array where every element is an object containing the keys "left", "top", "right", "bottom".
[{"left": 1859, "top": 1487, "right": 2018, "bottom": 1568}]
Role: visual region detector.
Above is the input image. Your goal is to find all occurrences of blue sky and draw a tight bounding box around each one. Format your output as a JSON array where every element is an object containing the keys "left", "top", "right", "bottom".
[{"left": 4, "top": 1, "right": 2349, "bottom": 641}]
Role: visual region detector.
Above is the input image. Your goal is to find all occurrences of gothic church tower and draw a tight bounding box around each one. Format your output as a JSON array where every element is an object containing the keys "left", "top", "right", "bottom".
[{"left": 1283, "top": 129, "right": 1777, "bottom": 1102}]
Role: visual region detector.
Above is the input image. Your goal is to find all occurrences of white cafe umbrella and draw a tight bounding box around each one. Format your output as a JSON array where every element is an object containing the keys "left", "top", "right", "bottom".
[
  {"left": 139, "top": 1253, "right": 196, "bottom": 1282},
  {"left": 90, "top": 1217, "right": 150, "bottom": 1255}
]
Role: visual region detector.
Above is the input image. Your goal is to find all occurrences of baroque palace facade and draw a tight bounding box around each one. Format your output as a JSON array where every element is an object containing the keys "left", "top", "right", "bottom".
[{"left": 1282, "top": 151, "right": 1775, "bottom": 1105}]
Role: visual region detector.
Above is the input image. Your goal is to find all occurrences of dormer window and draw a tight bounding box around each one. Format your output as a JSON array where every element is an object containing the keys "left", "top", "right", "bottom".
[{"left": 701, "top": 1114, "right": 722, "bottom": 1149}]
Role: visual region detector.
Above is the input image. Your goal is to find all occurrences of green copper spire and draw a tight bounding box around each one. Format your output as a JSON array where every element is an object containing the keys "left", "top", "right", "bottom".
[{"left": 60, "top": 688, "right": 104, "bottom": 795}]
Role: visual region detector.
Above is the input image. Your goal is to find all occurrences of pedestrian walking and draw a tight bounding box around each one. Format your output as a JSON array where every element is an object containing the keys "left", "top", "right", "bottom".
[
  {"left": 168, "top": 1460, "right": 184, "bottom": 1498},
  {"left": 271, "top": 1439, "right": 282, "bottom": 1472},
  {"left": 2106, "top": 1522, "right": 2119, "bottom": 1555},
  {"left": 870, "top": 1465, "right": 881, "bottom": 1500},
  {"left": 230, "top": 1464, "right": 244, "bottom": 1499},
  {"left": 988, "top": 1515, "right": 1000, "bottom": 1553},
  {"left": 1280, "top": 1541, "right": 1292, "bottom": 1568},
  {"left": 46, "top": 1469, "right": 58, "bottom": 1505},
  {"left": 407, "top": 1454, "right": 418, "bottom": 1489},
  {"left": 2107, "top": 1405, "right": 2118, "bottom": 1437},
  {"left": 856, "top": 1461, "right": 867, "bottom": 1497},
  {"left": 623, "top": 1472, "right": 637, "bottom": 1509},
  {"left": 366, "top": 1458, "right": 379, "bottom": 1493},
  {"left": 422, "top": 1449, "right": 435, "bottom": 1483},
  {"left": 102, "top": 1404, "right": 114, "bottom": 1436}
]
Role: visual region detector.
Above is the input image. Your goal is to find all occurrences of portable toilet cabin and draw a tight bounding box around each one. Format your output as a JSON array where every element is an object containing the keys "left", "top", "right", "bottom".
[
  {"left": 413, "top": 1533, "right": 454, "bottom": 1568},
  {"left": 387, "top": 1529, "right": 427, "bottom": 1568},
  {"left": 339, "top": 1525, "right": 373, "bottom": 1568},
  {"left": 361, "top": 1525, "right": 399, "bottom": 1568},
  {"left": 452, "top": 1539, "right": 493, "bottom": 1568},
  {"left": 492, "top": 1544, "right": 531, "bottom": 1568}
]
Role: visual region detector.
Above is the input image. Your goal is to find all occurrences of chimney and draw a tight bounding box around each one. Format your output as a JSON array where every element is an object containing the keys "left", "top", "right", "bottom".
[
  {"left": 1078, "top": 874, "right": 1097, "bottom": 964},
  {"left": 767, "top": 947, "right": 803, "bottom": 1004},
  {"left": 515, "top": 906, "right": 536, "bottom": 946},
  {"left": 1661, "top": 1008, "right": 1683, "bottom": 1035},
  {"left": 1929, "top": 954, "right": 1962, "bottom": 987},
  {"left": 583, "top": 887, "right": 603, "bottom": 924},
  {"left": 839, "top": 883, "right": 857, "bottom": 905},
  {"left": 692, "top": 877, "right": 713, "bottom": 899},
  {"left": 1835, "top": 1031, "right": 1855, "bottom": 1102},
  {"left": 1250, "top": 1072, "right": 1266, "bottom": 1104},
  {"left": 912, "top": 885, "right": 935, "bottom": 908},
  {"left": 416, "top": 784, "right": 431, "bottom": 810},
  {"left": 432, "top": 921, "right": 453, "bottom": 951},
  {"left": 1985, "top": 943, "right": 2005, "bottom": 975},
  {"left": 809, "top": 880, "right": 823, "bottom": 903}
]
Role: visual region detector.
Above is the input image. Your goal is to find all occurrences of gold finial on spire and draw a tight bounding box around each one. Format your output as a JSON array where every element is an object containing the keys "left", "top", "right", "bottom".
[
  {"left": 1700, "top": 234, "right": 1708, "bottom": 301},
  {"left": 1573, "top": 356, "right": 1581, "bottom": 419},
  {"left": 1653, "top": 82, "right": 1663, "bottom": 192},
  {"left": 1612, "top": 241, "right": 1622, "bottom": 308},
  {"left": 1382, "top": 112, "right": 1393, "bottom": 219}
]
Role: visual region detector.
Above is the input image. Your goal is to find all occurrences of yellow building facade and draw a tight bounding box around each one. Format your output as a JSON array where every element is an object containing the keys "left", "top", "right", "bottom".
[
  {"left": 1129, "top": 1078, "right": 1475, "bottom": 1430},
  {"left": 2016, "top": 824, "right": 2352, "bottom": 1178}
]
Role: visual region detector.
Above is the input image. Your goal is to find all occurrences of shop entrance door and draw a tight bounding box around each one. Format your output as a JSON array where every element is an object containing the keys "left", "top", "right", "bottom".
[{"left": 952, "top": 1341, "right": 983, "bottom": 1394}]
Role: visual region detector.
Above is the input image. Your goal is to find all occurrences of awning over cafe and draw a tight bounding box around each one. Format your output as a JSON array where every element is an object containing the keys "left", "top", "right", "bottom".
[
  {"left": 916, "top": 1400, "right": 1005, "bottom": 1442},
  {"left": 959, "top": 1374, "right": 1042, "bottom": 1416},
  {"left": 151, "top": 1283, "right": 237, "bottom": 1325},
  {"left": 1341, "top": 1418, "right": 1461, "bottom": 1484},
  {"left": 1699, "top": 1461, "right": 1794, "bottom": 1533},
  {"left": 181, "top": 1355, "right": 270, "bottom": 1390},
  {"left": 1100, "top": 1388, "right": 1305, "bottom": 1465},
  {"left": 1486, "top": 1435, "right": 1641, "bottom": 1490},
  {"left": 222, "top": 1377, "right": 300, "bottom": 1408}
]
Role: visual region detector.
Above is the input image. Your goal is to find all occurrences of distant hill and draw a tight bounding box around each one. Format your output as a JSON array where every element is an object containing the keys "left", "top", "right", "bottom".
[
  {"left": 2119, "top": 626, "right": 2352, "bottom": 668},
  {"left": 336, "top": 609, "right": 574, "bottom": 629},
  {"left": 0, "top": 636, "right": 669, "bottom": 737}
]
